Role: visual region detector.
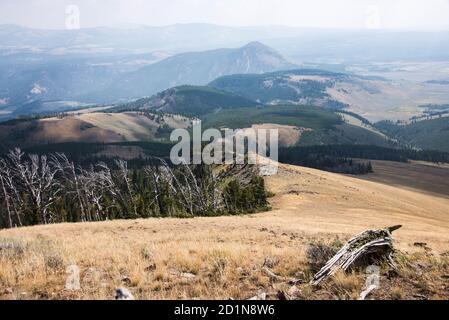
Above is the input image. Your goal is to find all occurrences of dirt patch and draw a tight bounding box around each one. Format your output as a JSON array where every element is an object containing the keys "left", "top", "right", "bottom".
[{"left": 358, "top": 160, "right": 449, "bottom": 199}]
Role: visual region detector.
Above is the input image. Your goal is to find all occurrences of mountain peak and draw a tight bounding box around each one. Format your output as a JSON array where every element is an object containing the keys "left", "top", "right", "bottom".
[
  {"left": 242, "top": 41, "right": 272, "bottom": 50},
  {"left": 104, "top": 41, "right": 297, "bottom": 100}
]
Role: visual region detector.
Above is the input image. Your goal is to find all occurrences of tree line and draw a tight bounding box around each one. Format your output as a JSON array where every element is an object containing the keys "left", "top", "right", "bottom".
[
  {"left": 279, "top": 149, "right": 373, "bottom": 175},
  {"left": 280, "top": 145, "right": 449, "bottom": 166},
  {"left": 0, "top": 149, "right": 268, "bottom": 229}
]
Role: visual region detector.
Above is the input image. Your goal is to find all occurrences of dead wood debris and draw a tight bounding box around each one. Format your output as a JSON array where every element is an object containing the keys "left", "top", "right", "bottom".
[{"left": 311, "top": 225, "right": 402, "bottom": 286}]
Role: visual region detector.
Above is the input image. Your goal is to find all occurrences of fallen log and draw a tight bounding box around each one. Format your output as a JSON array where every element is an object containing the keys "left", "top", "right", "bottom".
[{"left": 311, "top": 225, "right": 402, "bottom": 286}]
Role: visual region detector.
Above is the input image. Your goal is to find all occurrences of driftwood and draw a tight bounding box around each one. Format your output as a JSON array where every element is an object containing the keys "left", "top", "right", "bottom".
[{"left": 311, "top": 225, "right": 402, "bottom": 286}]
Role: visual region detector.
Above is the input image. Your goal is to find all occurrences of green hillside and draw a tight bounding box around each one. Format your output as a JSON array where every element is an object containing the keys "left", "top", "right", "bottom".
[
  {"left": 202, "top": 105, "right": 340, "bottom": 129},
  {"left": 109, "top": 85, "right": 260, "bottom": 117},
  {"left": 298, "top": 123, "right": 392, "bottom": 147},
  {"left": 208, "top": 69, "right": 349, "bottom": 109},
  {"left": 202, "top": 105, "right": 393, "bottom": 147},
  {"left": 376, "top": 117, "right": 449, "bottom": 152}
]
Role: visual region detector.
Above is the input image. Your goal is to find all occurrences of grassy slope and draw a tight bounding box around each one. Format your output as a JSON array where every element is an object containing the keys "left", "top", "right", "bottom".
[
  {"left": 208, "top": 69, "right": 344, "bottom": 104},
  {"left": 0, "top": 112, "right": 189, "bottom": 149},
  {"left": 113, "top": 85, "right": 260, "bottom": 117},
  {"left": 1, "top": 161, "right": 449, "bottom": 300},
  {"left": 0, "top": 104, "right": 392, "bottom": 151},
  {"left": 376, "top": 117, "right": 449, "bottom": 152},
  {"left": 162, "top": 86, "right": 260, "bottom": 116},
  {"left": 298, "top": 123, "right": 392, "bottom": 147},
  {"left": 202, "top": 105, "right": 341, "bottom": 129},
  {"left": 203, "top": 105, "right": 392, "bottom": 147}
]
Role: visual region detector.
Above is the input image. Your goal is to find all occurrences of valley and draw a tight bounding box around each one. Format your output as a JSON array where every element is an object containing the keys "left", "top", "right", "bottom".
[
  {"left": 210, "top": 69, "right": 449, "bottom": 122},
  {"left": 2, "top": 25, "right": 449, "bottom": 124},
  {"left": 357, "top": 160, "right": 449, "bottom": 198}
]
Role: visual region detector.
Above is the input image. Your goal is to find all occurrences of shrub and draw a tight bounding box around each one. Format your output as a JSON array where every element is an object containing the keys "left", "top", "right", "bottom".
[{"left": 306, "top": 240, "right": 342, "bottom": 273}]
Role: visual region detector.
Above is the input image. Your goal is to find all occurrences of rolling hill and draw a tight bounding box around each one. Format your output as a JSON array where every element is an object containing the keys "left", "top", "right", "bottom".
[
  {"left": 202, "top": 105, "right": 393, "bottom": 148},
  {"left": 209, "top": 69, "right": 449, "bottom": 122},
  {"left": 0, "top": 41, "right": 296, "bottom": 117},
  {"left": 1, "top": 160, "right": 449, "bottom": 299},
  {"left": 0, "top": 112, "right": 190, "bottom": 150},
  {"left": 209, "top": 69, "right": 346, "bottom": 106},
  {"left": 0, "top": 82, "right": 396, "bottom": 151},
  {"left": 110, "top": 85, "right": 260, "bottom": 116},
  {"left": 376, "top": 117, "right": 449, "bottom": 152}
]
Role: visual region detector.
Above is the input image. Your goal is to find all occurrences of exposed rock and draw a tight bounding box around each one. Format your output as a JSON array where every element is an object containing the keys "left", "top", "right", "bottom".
[
  {"left": 180, "top": 272, "right": 197, "bottom": 279},
  {"left": 3, "top": 288, "right": 13, "bottom": 295},
  {"left": 247, "top": 292, "right": 267, "bottom": 300},
  {"left": 287, "top": 285, "right": 302, "bottom": 299},
  {"left": 115, "top": 287, "right": 134, "bottom": 300}
]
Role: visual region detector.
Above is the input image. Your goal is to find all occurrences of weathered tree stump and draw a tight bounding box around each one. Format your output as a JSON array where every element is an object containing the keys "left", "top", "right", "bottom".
[{"left": 311, "top": 225, "right": 402, "bottom": 286}]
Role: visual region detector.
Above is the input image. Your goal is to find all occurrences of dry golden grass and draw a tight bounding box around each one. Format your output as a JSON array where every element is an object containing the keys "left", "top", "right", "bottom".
[
  {"left": 250, "top": 124, "right": 309, "bottom": 147},
  {"left": 1, "top": 162, "right": 449, "bottom": 300},
  {"left": 327, "top": 79, "right": 449, "bottom": 122},
  {"left": 0, "top": 112, "right": 191, "bottom": 148},
  {"left": 357, "top": 160, "right": 449, "bottom": 199},
  {"left": 0, "top": 117, "right": 125, "bottom": 148}
]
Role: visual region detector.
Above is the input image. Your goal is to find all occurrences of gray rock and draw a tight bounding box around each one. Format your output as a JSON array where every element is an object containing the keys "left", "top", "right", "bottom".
[{"left": 115, "top": 287, "right": 135, "bottom": 300}]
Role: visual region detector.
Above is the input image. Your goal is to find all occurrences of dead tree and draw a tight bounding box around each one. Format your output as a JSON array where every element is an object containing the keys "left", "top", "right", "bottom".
[
  {"left": 7, "top": 149, "right": 60, "bottom": 224},
  {"left": 0, "top": 160, "right": 13, "bottom": 228},
  {"left": 50, "top": 153, "right": 87, "bottom": 222},
  {"left": 154, "top": 159, "right": 195, "bottom": 215},
  {"left": 0, "top": 159, "right": 23, "bottom": 227},
  {"left": 144, "top": 165, "right": 167, "bottom": 216},
  {"left": 78, "top": 167, "right": 101, "bottom": 221},
  {"left": 79, "top": 163, "right": 119, "bottom": 221},
  {"left": 115, "top": 160, "right": 137, "bottom": 217},
  {"left": 311, "top": 225, "right": 402, "bottom": 286},
  {"left": 154, "top": 159, "right": 222, "bottom": 215}
]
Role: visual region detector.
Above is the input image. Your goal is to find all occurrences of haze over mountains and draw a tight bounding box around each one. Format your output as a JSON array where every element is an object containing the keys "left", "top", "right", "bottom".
[
  {"left": 99, "top": 41, "right": 297, "bottom": 101},
  {"left": 1, "top": 23, "right": 449, "bottom": 153},
  {"left": 2, "top": 24, "right": 449, "bottom": 111},
  {"left": 0, "top": 40, "right": 296, "bottom": 117},
  {"left": 3, "top": 24, "right": 449, "bottom": 61},
  {"left": 2, "top": 1, "right": 449, "bottom": 302}
]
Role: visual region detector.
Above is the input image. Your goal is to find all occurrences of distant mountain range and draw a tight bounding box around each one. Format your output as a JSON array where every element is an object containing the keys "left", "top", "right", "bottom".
[
  {"left": 2, "top": 24, "right": 449, "bottom": 62},
  {"left": 0, "top": 42, "right": 296, "bottom": 118},
  {"left": 0, "top": 23, "right": 299, "bottom": 54},
  {"left": 2, "top": 23, "right": 449, "bottom": 123}
]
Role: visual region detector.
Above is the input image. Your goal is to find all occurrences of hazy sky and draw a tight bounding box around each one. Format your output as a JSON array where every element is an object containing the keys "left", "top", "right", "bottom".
[{"left": 1, "top": 0, "right": 449, "bottom": 30}]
